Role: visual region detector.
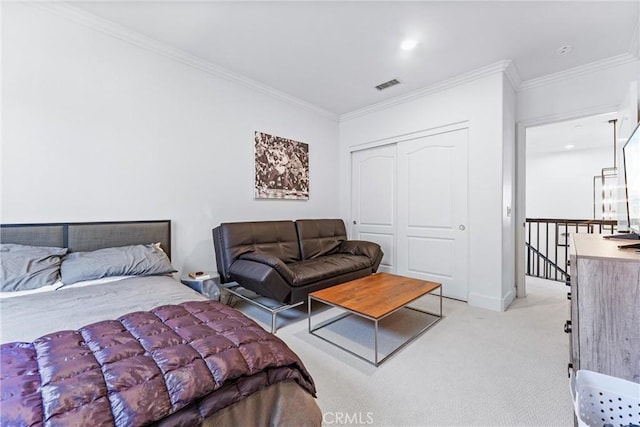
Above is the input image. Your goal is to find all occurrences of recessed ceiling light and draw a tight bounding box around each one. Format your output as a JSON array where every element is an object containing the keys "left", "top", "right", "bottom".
[
  {"left": 565, "top": 144, "right": 575, "bottom": 149},
  {"left": 400, "top": 38, "right": 417, "bottom": 51}
]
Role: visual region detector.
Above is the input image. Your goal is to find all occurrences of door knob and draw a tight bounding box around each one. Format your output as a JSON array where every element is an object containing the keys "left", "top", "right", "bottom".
[
  {"left": 459, "top": 225, "right": 466, "bottom": 231},
  {"left": 353, "top": 220, "right": 357, "bottom": 224}
]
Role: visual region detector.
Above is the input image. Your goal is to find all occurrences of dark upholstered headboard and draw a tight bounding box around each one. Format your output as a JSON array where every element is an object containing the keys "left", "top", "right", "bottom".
[{"left": 0, "top": 220, "right": 171, "bottom": 259}]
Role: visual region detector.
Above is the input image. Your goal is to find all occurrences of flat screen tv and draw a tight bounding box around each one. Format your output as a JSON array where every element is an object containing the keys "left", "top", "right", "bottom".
[{"left": 621, "top": 121, "right": 640, "bottom": 245}]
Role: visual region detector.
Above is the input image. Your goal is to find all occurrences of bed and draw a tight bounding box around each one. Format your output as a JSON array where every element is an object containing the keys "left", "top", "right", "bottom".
[{"left": 0, "top": 220, "right": 321, "bottom": 426}]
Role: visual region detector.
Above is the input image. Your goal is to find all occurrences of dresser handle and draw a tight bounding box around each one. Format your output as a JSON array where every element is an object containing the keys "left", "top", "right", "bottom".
[{"left": 564, "top": 320, "right": 572, "bottom": 333}]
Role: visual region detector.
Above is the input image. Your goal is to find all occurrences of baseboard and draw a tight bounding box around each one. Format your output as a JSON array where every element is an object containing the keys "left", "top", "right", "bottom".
[
  {"left": 501, "top": 288, "right": 517, "bottom": 311},
  {"left": 468, "top": 288, "right": 517, "bottom": 312},
  {"left": 467, "top": 292, "right": 502, "bottom": 311}
]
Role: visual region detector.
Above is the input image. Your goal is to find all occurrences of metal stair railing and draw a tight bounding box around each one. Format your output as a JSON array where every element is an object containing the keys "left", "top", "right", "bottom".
[
  {"left": 525, "top": 218, "right": 617, "bottom": 282},
  {"left": 525, "top": 241, "right": 568, "bottom": 281}
]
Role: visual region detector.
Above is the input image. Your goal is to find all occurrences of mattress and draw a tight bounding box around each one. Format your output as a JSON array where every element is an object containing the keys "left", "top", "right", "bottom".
[{"left": 1, "top": 276, "right": 207, "bottom": 343}]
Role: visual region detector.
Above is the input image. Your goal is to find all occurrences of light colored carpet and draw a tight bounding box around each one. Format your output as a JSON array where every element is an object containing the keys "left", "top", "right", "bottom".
[{"left": 229, "top": 277, "right": 574, "bottom": 426}]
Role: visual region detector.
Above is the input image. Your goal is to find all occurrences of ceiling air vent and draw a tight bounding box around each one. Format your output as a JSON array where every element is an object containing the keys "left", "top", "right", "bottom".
[{"left": 375, "top": 79, "right": 400, "bottom": 91}]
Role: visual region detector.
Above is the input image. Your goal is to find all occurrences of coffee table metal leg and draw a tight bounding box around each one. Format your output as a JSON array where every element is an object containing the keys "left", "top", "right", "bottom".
[
  {"left": 374, "top": 320, "right": 379, "bottom": 366},
  {"left": 308, "top": 296, "right": 312, "bottom": 331},
  {"left": 309, "top": 299, "right": 352, "bottom": 332},
  {"left": 309, "top": 287, "right": 443, "bottom": 367}
]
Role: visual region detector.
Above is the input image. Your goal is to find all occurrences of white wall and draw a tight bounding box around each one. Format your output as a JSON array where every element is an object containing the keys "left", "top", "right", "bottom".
[
  {"left": 1, "top": 3, "right": 340, "bottom": 274},
  {"left": 514, "top": 55, "right": 638, "bottom": 295},
  {"left": 339, "top": 71, "right": 514, "bottom": 311},
  {"left": 517, "top": 58, "right": 639, "bottom": 124},
  {"left": 4, "top": 1, "right": 636, "bottom": 304},
  {"left": 526, "top": 146, "right": 613, "bottom": 219},
  {"left": 501, "top": 76, "right": 517, "bottom": 306},
  {"left": 516, "top": 58, "right": 639, "bottom": 229}
]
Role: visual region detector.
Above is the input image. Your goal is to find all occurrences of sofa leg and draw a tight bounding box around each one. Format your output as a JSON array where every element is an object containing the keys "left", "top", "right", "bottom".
[
  {"left": 271, "top": 312, "right": 277, "bottom": 334},
  {"left": 223, "top": 284, "right": 304, "bottom": 333}
]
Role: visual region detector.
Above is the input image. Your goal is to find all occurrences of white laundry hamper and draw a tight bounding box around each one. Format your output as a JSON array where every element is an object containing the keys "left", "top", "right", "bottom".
[{"left": 570, "top": 369, "right": 640, "bottom": 427}]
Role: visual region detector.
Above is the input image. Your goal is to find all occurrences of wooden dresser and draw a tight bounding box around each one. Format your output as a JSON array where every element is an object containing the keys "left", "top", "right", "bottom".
[{"left": 567, "top": 233, "right": 640, "bottom": 383}]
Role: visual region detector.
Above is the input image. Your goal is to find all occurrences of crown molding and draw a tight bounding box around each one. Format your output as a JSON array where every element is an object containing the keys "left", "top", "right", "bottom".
[
  {"left": 503, "top": 60, "right": 522, "bottom": 91},
  {"left": 518, "top": 53, "right": 638, "bottom": 92},
  {"left": 20, "top": 0, "right": 638, "bottom": 122},
  {"left": 26, "top": 0, "right": 338, "bottom": 121},
  {"left": 341, "top": 60, "right": 513, "bottom": 121}
]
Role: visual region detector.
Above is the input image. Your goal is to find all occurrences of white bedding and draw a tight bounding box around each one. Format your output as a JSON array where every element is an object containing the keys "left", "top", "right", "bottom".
[
  {"left": 0, "top": 275, "right": 207, "bottom": 343},
  {"left": 0, "top": 275, "right": 140, "bottom": 299},
  {"left": 0, "top": 281, "right": 65, "bottom": 299}
]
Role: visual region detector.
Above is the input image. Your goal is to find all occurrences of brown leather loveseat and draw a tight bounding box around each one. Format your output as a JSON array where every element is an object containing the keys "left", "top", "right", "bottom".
[{"left": 212, "top": 219, "right": 383, "bottom": 305}]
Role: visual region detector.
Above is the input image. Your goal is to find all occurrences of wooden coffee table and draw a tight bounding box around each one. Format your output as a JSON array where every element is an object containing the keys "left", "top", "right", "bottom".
[{"left": 308, "top": 272, "right": 442, "bottom": 366}]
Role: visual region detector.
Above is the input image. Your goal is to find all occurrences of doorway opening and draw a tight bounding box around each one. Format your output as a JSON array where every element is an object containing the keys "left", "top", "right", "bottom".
[
  {"left": 515, "top": 110, "right": 625, "bottom": 297},
  {"left": 524, "top": 112, "right": 620, "bottom": 283}
]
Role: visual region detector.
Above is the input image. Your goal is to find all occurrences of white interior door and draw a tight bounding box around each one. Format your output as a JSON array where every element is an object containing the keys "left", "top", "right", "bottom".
[
  {"left": 351, "top": 145, "right": 396, "bottom": 272},
  {"left": 397, "top": 128, "right": 469, "bottom": 300}
]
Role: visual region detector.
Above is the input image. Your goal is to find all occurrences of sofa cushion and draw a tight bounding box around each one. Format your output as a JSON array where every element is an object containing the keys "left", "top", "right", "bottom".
[
  {"left": 288, "top": 254, "right": 372, "bottom": 287},
  {"left": 295, "top": 219, "right": 347, "bottom": 260},
  {"left": 213, "top": 221, "right": 301, "bottom": 282},
  {"left": 238, "top": 251, "right": 296, "bottom": 284}
]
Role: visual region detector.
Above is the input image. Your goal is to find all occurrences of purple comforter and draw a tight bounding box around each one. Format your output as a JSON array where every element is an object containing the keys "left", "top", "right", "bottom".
[{"left": 0, "top": 300, "right": 316, "bottom": 426}]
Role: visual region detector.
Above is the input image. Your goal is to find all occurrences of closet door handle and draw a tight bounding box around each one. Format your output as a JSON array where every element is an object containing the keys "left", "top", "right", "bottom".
[{"left": 458, "top": 225, "right": 466, "bottom": 231}]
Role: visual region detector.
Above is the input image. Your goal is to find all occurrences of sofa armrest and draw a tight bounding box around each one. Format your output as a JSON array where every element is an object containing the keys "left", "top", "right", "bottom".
[
  {"left": 338, "top": 240, "right": 383, "bottom": 272},
  {"left": 338, "top": 240, "right": 380, "bottom": 258},
  {"left": 238, "top": 252, "right": 296, "bottom": 284},
  {"left": 229, "top": 259, "right": 293, "bottom": 303}
]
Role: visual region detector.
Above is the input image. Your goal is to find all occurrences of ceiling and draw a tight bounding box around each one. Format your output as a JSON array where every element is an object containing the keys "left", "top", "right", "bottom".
[
  {"left": 70, "top": 1, "right": 639, "bottom": 115},
  {"left": 526, "top": 112, "right": 620, "bottom": 155}
]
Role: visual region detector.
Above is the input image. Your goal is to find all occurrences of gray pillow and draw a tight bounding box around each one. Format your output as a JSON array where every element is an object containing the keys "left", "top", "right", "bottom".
[
  {"left": 60, "top": 243, "right": 175, "bottom": 285},
  {"left": 1, "top": 244, "right": 68, "bottom": 291}
]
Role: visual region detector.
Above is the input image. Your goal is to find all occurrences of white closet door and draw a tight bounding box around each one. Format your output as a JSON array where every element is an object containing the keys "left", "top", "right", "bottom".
[
  {"left": 351, "top": 145, "right": 396, "bottom": 272},
  {"left": 397, "top": 128, "right": 469, "bottom": 300}
]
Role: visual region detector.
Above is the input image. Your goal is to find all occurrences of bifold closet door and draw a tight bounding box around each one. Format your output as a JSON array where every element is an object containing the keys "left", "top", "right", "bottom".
[
  {"left": 397, "top": 128, "right": 469, "bottom": 300},
  {"left": 351, "top": 144, "right": 396, "bottom": 273}
]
